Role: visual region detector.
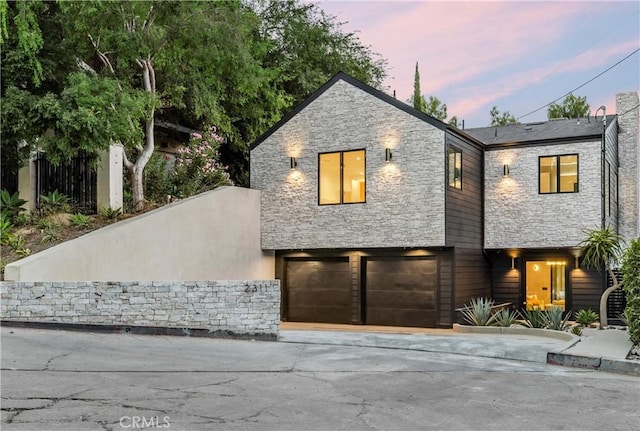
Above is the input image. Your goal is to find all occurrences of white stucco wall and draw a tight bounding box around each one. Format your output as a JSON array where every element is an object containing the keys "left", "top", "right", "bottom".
[
  {"left": 251, "top": 79, "right": 446, "bottom": 250},
  {"left": 4, "top": 187, "right": 274, "bottom": 281},
  {"left": 485, "top": 141, "right": 601, "bottom": 249}
]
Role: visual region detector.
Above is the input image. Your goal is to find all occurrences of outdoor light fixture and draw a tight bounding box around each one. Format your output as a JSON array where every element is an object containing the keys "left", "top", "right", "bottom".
[
  {"left": 575, "top": 256, "right": 580, "bottom": 268},
  {"left": 385, "top": 148, "right": 392, "bottom": 162},
  {"left": 511, "top": 257, "right": 516, "bottom": 270},
  {"left": 290, "top": 157, "right": 297, "bottom": 170},
  {"left": 503, "top": 164, "right": 510, "bottom": 177}
]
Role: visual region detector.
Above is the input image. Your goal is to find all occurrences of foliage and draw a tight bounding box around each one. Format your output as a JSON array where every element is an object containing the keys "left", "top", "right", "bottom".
[
  {"left": 5, "top": 233, "right": 30, "bottom": 257},
  {"left": 621, "top": 237, "right": 640, "bottom": 344},
  {"left": 143, "top": 152, "right": 172, "bottom": 205},
  {"left": 13, "top": 212, "right": 32, "bottom": 226},
  {"left": 545, "top": 307, "right": 572, "bottom": 331},
  {"left": 40, "top": 224, "right": 60, "bottom": 244},
  {"left": 448, "top": 116, "right": 459, "bottom": 128},
  {"left": 0, "top": 213, "right": 12, "bottom": 245},
  {"left": 408, "top": 62, "right": 450, "bottom": 122},
  {"left": 69, "top": 213, "right": 92, "bottom": 229},
  {"left": 490, "top": 106, "right": 517, "bottom": 126},
  {"left": 522, "top": 308, "right": 548, "bottom": 329},
  {"left": 0, "top": 190, "right": 27, "bottom": 221},
  {"left": 99, "top": 206, "right": 122, "bottom": 220},
  {"left": 411, "top": 62, "right": 426, "bottom": 113},
  {"left": 424, "top": 95, "right": 447, "bottom": 121},
  {"left": 171, "top": 128, "right": 233, "bottom": 198},
  {"left": 578, "top": 227, "right": 624, "bottom": 271},
  {"left": 38, "top": 190, "right": 70, "bottom": 214},
  {"left": 571, "top": 325, "right": 583, "bottom": 336},
  {"left": 35, "top": 217, "right": 54, "bottom": 231},
  {"left": 459, "top": 298, "right": 497, "bottom": 326},
  {"left": 575, "top": 309, "right": 599, "bottom": 327},
  {"left": 492, "top": 307, "right": 521, "bottom": 328},
  {"left": 547, "top": 93, "right": 589, "bottom": 119}
]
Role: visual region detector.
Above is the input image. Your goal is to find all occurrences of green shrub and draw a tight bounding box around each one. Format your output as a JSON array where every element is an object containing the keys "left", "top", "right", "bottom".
[
  {"left": 545, "top": 307, "right": 572, "bottom": 331},
  {"left": 69, "top": 213, "right": 92, "bottom": 228},
  {"left": 0, "top": 213, "right": 13, "bottom": 245},
  {"left": 621, "top": 238, "right": 640, "bottom": 344},
  {"left": 0, "top": 189, "right": 27, "bottom": 221},
  {"left": 144, "top": 152, "right": 173, "bottom": 204},
  {"left": 40, "top": 225, "right": 60, "bottom": 244},
  {"left": 571, "top": 325, "right": 583, "bottom": 336},
  {"left": 99, "top": 206, "right": 122, "bottom": 220},
  {"left": 575, "top": 309, "right": 599, "bottom": 327},
  {"left": 493, "top": 307, "right": 521, "bottom": 327},
  {"left": 522, "top": 308, "right": 548, "bottom": 329},
  {"left": 36, "top": 217, "right": 55, "bottom": 231},
  {"left": 38, "top": 190, "right": 71, "bottom": 214},
  {"left": 459, "top": 298, "right": 497, "bottom": 326},
  {"left": 12, "top": 212, "right": 32, "bottom": 226}
]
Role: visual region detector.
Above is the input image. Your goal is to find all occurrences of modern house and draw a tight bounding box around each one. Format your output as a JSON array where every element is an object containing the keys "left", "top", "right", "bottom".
[{"left": 250, "top": 72, "right": 639, "bottom": 328}]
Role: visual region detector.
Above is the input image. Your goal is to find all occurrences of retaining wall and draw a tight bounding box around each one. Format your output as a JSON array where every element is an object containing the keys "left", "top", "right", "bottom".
[{"left": 0, "top": 280, "right": 280, "bottom": 339}]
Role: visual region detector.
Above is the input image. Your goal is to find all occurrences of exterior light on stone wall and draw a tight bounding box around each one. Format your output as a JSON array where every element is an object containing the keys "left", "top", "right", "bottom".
[
  {"left": 385, "top": 148, "right": 392, "bottom": 163},
  {"left": 503, "top": 164, "right": 510, "bottom": 177},
  {"left": 290, "top": 157, "right": 298, "bottom": 170}
]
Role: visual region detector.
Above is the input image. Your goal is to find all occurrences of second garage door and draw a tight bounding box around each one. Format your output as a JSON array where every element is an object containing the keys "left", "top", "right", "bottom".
[{"left": 365, "top": 256, "right": 438, "bottom": 327}]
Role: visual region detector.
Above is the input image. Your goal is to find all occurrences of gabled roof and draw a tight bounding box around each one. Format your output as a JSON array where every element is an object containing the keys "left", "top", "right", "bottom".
[
  {"left": 250, "top": 71, "right": 484, "bottom": 151},
  {"left": 465, "top": 115, "right": 617, "bottom": 147}
]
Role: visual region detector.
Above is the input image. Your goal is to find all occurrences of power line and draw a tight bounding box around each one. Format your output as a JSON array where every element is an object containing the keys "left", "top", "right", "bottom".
[{"left": 517, "top": 47, "right": 640, "bottom": 121}]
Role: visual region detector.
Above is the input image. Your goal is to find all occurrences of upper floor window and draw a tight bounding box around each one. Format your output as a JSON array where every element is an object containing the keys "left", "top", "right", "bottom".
[
  {"left": 319, "top": 150, "right": 365, "bottom": 205},
  {"left": 448, "top": 146, "right": 462, "bottom": 189},
  {"left": 539, "top": 154, "right": 578, "bottom": 194}
]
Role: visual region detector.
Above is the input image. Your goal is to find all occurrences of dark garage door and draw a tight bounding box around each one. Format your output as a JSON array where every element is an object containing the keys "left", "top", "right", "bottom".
[
  {"left": 286, "top": 258, "right": 352, "bottom": 324},
  {"left": 365, "top": 257, "right": 437, "bottom": 327}
]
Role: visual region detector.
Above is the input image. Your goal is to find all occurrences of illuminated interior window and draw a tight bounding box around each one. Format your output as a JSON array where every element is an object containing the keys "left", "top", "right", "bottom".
[
  {"left": 319, "top": 150, "right": 365, "bottom": 205},
  {"left": 540, "top": 154, "right": 578, "bottom": 194},
  {"left": 448, "top": 146, "right": 462, "bottom": 189},
  {"left": 525, "top": 260, "right": 566, "bottom": 311}
]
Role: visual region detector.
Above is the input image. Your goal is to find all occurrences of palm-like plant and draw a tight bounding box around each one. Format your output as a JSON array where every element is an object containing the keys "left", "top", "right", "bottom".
[{"left": 578, "top": 227, "right": 624, "bottom": 328}]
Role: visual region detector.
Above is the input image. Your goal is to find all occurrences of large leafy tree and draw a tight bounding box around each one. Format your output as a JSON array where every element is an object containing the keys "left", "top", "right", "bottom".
[
  {"left": 489, "top": 106, "right": 517, "bottom": 126},
  {"left": 547, "top": 93, "right": 589, "bottom": 119}
]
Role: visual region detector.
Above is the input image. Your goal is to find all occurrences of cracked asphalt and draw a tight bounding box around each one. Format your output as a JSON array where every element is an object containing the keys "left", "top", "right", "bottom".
[{"left": 1, "top": 327, "right": 639, "bottom": 431}]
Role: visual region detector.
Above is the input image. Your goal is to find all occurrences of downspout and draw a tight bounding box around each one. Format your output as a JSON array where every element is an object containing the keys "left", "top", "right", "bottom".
[{"left": 599, "top": 108, "right": 607, "bottom": 229}]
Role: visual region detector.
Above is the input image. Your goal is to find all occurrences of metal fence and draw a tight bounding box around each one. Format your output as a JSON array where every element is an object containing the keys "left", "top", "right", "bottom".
[
  {"left": 35, "top": 152, "right": 97, "bottom": 214},
  {"left": 607, "top": 269, "right": 626, "bottom": 325}
]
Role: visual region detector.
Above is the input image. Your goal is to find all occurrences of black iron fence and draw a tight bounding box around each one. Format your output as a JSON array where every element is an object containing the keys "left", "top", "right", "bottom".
[
  {"left": 607, "top": 269, "right": 626, "bottom": 325},
  {"left": 35, "top": 152, "right": 97, "bottom": 214}
]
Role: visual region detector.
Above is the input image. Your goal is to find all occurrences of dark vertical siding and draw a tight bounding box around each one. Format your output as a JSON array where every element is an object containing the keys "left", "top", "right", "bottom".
[
  {"left": 490, "top": 253, "right": 522, "bottom": 307},
  {"left": 438, "top": 250, "right": 454, "bottom": 327},
  {"left": 572, "top": 266, "right": 605, "bottom": 314},
  {"left": 445, "top": 132, "right": 491, "bottom": 308}
]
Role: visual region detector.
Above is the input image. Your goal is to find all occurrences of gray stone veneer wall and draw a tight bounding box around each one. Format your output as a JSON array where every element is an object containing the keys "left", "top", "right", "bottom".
[
  {"left": 616, "top": 92, "right": 639, "bottom": 244},
  {"left": 251, "top": 79, "right": 446, "bottom": 250},
  {"left": 485, "top": 141, "right": 601, "bottom": 248},
  {"left": 0, "top": 280, "right": 280, "bottom": 337}
]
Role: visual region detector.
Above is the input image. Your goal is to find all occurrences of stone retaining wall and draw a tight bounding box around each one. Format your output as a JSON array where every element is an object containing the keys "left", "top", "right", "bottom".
[{"left": 0, "top": 280, "right": 280, "bottom": 338}]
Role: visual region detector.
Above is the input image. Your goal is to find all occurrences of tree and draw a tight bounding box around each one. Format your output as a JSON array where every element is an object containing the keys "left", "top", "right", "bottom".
[
  {"left": 578, "top": 227, "right": 625, "bottom": 328},
  {"left": 448, "top": 116, "right": 459, "bottom": 128},
  {"left": 621, "top": 238, "right": 640, "bottom": 344},
  {"left": 490, "top": 106, "right": 517, "bottom": 126},
  {"left": 411, "top": 62, "right": 426, "bottom": 112},
  {"left": 547, "top": 93, "right": 589, "bottom": 119},
  {"left": 425, "top": 95, "right": 447, "bottom": 121}
]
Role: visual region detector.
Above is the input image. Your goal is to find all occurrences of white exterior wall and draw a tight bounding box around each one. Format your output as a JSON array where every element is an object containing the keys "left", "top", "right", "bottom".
[
  {"left": 485, "top": 141, "right": 601, "bottom": 248},
  {"left": 4, "top": 187, "right": 274, "bottom": 281},
  {"left": 251, "top": 79, "right": 446, "bottom": 250}
]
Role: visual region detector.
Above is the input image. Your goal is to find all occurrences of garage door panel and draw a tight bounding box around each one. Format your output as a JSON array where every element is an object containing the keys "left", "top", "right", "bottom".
[
  {"left": 286, "top": 258, "right": 352, "bottom": 324},
  {"left": 367, "top": 290, "right": 436, "bottom": 308},
  {"left": 365, "top": 257, "right": 438, "bottom": 327}
]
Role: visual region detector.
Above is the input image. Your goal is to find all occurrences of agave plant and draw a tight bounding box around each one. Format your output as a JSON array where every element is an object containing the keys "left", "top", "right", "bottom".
[
  {"left": 522, "top": 308, "right": 548, "bottom": 329},
  {"left": 575, "top": 309, "right": 599, "bottom": 327},
  {"left": 545, "top": 307, "right": 572, "bottom": 331},
  {"left": 459, "top": 297, "right": 497, "bottom": 326},
  {"left": 493, "top": 308, "right": 521, "bottom": 328}
]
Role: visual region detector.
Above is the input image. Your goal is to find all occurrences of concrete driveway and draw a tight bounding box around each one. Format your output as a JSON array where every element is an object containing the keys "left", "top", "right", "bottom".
[{"left": 1, "top": 327, "right": 639, "bottom": 431}]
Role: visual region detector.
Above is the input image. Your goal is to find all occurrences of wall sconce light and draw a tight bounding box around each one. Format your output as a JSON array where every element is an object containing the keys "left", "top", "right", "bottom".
[
  {"left": 503, "top": 164, "right": 510, "bottom": 177},
  {"left": 385, "top": 148, "right": 392, "bottom": 163},
  {"left": 511, "top": 257, "right": 516, "bottom": 270},
  {"left": 290, "top": 157, "right": 297, "bottom": 170},
  {"left": 574, "top": 255, "right": 580, "bottom": 268}
]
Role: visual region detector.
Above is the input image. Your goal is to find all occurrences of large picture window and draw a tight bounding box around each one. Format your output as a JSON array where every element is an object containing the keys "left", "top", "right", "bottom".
[
  {"left": 448, "top": 146, "right": 462, "bottom": 189},
  {"left": 319, "top": 150, "right": 365, "bottom": 205},
  {"left": 539, "top": 154, "right": 578, "bottom": 194}
]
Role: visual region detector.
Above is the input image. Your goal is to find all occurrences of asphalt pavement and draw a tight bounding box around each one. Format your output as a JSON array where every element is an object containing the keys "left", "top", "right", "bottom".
[{"left": 1, "top": 326, "right": 639, "bottom": 431}]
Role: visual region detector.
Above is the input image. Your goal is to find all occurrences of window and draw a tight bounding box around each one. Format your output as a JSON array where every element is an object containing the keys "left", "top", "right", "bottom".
[
  {"left": 448, "top": 146, "right": 462, "bottom": 189},
  {"left": 319, "top": 150, "right": 365, "bottom": 205},
  {"left": 539, "top": 154, "right": 578, "bottom": 194}
]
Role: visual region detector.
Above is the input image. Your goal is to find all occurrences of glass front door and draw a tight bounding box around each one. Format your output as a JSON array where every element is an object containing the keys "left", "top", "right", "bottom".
[{"left": 525, "top": 260, "right": 566, "bottom": 311}]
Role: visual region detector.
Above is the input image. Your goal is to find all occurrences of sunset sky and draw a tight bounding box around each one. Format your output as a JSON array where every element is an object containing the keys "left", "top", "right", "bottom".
[{"left": 316, "top": 0, "right": 640, "bottom": 128}]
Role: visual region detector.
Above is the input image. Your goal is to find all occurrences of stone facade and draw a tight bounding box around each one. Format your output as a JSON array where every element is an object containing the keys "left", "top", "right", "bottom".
[
  {"left": 616, "top": 92, "right": 640, "bottom": 244},
  {"left": 484, "top": 141, "right": 601, "bottom": 249},
  {"left": 0, "top": 280, "right": 280, "bottom": 337},
  {"left": 251, "top": 79, "right": 446, "bottom": 250}
]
